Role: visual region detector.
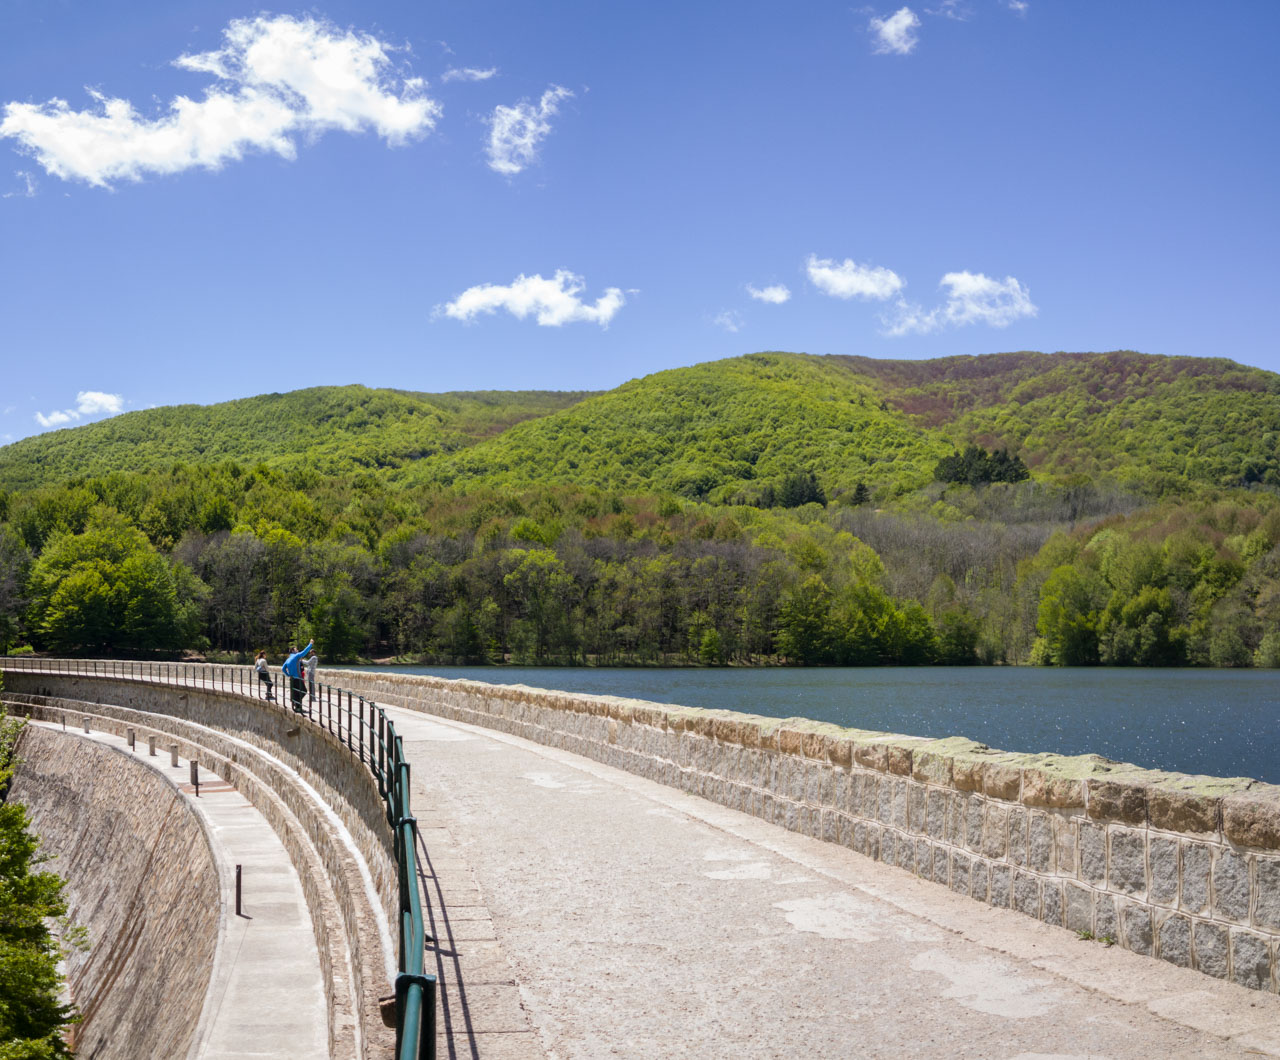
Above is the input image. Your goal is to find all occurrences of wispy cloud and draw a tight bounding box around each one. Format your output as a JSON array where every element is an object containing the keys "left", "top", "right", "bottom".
[
  {"left": 869, "top": 7, "right": 922, "bottom": 55},
  {"left": 713, "top": 310, "right": 743, "bottom": 333},
  {"left": 0, "top": 15, "right": 440, "bottom": 187},
  {"left": 1, "top": 170, "right": 36, "bottom": 198},
  {"left": 486, "top": 85, "right": 573, "bottom": 175},
  {"left": 882, "top": 271, "right": 1036, "bottom": 335},
  {"left": 807, "top": 254, "right": 904, "bottom": 300},
  {"left": 442, "top": 67, "right": 497, "bottom": 83},
  {"left": 746, "top": 283, "right": 791, "bottom": 304},
  {"left": 924, "top": 0, "right": 970, "bottom": 20},
  {"left": 1007, "top": 1, "right": 1029, "bottom": 13},
  {"left": 34, "top": 390, "right": 125, "bottom": 429},
  {"left": 439, "top": 270, "right": 624, "bottom": 327}
]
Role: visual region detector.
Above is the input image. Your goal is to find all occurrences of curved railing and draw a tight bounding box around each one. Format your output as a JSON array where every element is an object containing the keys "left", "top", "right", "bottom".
[{"left": 0, "top": 656, "right": 436, "bottom": 1060}]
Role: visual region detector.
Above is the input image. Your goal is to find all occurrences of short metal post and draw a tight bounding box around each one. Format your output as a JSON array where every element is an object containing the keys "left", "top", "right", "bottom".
[
  {"left": 127, "top": 728, "right": 135, "bottom": 750},
  {"left": 190, "top": 760, "right": 200, "bottom": 797},
  {"left": 148, "top": 734, "right": 156, "bottom": 756},
  {"left": 235, "top": 864, "right": 243, "bottom": 917},
  {"left": 83, "top": 715, "right": 90, "bottom": 734},
  {"left": 170, "top": 744, "right": 179, "bottom": 767}
]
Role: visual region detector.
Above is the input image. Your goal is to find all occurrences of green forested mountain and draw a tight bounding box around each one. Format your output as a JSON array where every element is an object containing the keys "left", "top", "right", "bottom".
[
  {"left": 0, "top": 350, "right": 1277, "bottom": 670},
  {"left": 0, "top": 385, "right": 594, "bottom": 491}
]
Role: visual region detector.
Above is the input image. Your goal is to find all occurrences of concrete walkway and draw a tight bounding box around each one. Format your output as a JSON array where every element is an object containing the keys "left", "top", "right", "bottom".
[
  {"left": 384, "top": 706, "right": 1280, "bottom": 1060},
  {"left": 29, "top": 721, "right": 330, "bottom": 1060}
]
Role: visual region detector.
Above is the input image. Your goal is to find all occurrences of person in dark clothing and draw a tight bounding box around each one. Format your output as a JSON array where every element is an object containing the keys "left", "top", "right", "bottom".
[{"left": 255, "top": 651, "right": 275, "bottom": 701}]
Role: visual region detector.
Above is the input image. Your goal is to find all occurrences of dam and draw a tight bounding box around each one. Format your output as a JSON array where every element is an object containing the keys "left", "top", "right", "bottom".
[{"left": 2, "top": 657, "right": 1279, "bottom": 1058}]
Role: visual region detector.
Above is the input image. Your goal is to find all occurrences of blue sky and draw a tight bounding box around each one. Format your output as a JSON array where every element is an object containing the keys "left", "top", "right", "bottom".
[{"left": 1, "top": 1, "right": 1277, "bottom": 442}]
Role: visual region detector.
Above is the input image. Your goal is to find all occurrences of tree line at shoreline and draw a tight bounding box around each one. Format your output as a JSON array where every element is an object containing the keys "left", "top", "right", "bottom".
[{"left": 1, "top": 461, "right": 1276, "bottom": 669}]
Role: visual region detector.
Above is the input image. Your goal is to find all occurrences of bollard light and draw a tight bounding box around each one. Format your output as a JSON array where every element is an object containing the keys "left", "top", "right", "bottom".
[
  {"left": 169, "top": 744, "right": 179, "bottom": 768},
  {"left": 148, "top": 734, "right": 156, "bottom": 756},
  {"left": 127, "top": 728, "right": 135, "bottom": 750}
]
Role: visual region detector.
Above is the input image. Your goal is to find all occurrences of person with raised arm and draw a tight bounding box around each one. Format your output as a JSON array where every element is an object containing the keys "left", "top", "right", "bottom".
[{"left": 282, "top": 640, "right": 313, "bottom": 714}]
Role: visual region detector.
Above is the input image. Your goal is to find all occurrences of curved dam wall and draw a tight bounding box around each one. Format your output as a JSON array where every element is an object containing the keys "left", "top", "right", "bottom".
[
  {"left": 9, "top": 725, "right": 219, "bottom": 1060},
  {"left": 331, "top": 667, "right": 1280, "bottom": 994}
]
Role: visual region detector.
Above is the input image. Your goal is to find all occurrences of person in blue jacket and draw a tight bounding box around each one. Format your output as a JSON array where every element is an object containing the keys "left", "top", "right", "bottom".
[{"left": 282, "top": 640, "right": 313, "bottom": 713}]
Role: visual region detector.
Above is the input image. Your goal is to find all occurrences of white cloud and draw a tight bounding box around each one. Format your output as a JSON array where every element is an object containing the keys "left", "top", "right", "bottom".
[
  {"left": 713, "top": 310, "right": 743, "bottom": 333},
  {"left": 807, "top": 254, "right": 904, "bottom": 301},
  {"left": 0, "top": 15, "right": 440, "bottom": 187},
  {"left": 440, "top": 269, "right": 624, "bottom": 327},
  {"left": 924, "top": 0, "right": 970, "bottom": 20},
  {"left": 76, "top": 390, "right": 123, "bottom": 415},
  {"left": 870, "top": 8, "right": 922, "bottom": 55},
  {"left": 33, "top": 389, "right": 125, "bottom": 428},
  {"left": 746, "top": 283, "right": 791, "bottom": 304},
  {"left": 34, "top": 409, "right": 76, "bottom": 428},
  {"left": 486, "top": 85, "right": 572, "bottom": 175},
  {"left": 1007, "top": 1, "right": 1029, "bottom": 12},
  {"left": 442, "top": 67, "right": 497, "bottom": 83},
  {"left": 882, "top": 270, "right": 1037, "bottom": 335}
]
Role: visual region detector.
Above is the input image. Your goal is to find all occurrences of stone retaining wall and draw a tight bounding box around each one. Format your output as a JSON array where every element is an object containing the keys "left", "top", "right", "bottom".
[
  {"left": 9, "top": 726, "right": 219, "bottom": 1060},
  {"left": 328, "top": 668, "right": 1280, "bottom": 994},
  {"left": 3, "top": 679, "right": 397, "bottom": 1059}
]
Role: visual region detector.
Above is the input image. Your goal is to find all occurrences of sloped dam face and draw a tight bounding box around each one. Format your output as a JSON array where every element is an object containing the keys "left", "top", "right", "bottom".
[{"left": 10, "top": 725, "right": 220, "bottom": 1060}]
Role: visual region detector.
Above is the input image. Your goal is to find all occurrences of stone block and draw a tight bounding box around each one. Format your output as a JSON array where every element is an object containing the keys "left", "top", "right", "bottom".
[
  {"left": 1008, "top": 807, "right": 1028, "bottom": 866},
  {"left": 1095, "top": 894, "right": 1119, "bottom": 941},
  {"left": 912, "top": 749, "right": 954, "bottom": 787},
  {"left": 927, "top": 789, "right": 946, "bottom": 839},
  {"left": 972, "top": 859, "right": 990, "bottom": 903},
  {"left": 1230, "top": 929, "right": 1272, "bottom": 990},
  {"left": 1157, "top": 913, "right": 1192, "bottom": 967},
  {"left": 897, "top": 833, "right": 915, "bottom": 870},
  {"left": 932, "top": 844, "right": 949, "bottom": 885},
  {"left": 1086, "top": 778, "right": 1148, "bottom": 826},
  {"left": 951, "top": 853, "right": 971, "bottom": 896},
  {"left": 1223, "top": 787, "right": 1280, "bottom": 850},
  {"left": 989, "top": 864, "right": 1011, "bottom": 908},
  {"left": 1181, "top": 841, "right": 1211, "bottom": 913},
  {"left": 1255, "top": 856, "right": 1280, "bottom": 933},
  {"left": 853, "top": 740, "right": 888, "bottom": 772},
  {"left": 915, "top": 838, "right": 931, "bottom": 878},
  {"left": 834, "top": 771, "right": 849, "bottom": 813},
  {"left": 886, "top": 744, "right": 914, "bottom": 776},
  {"left": 983, "top": 762, "right": 1022, "bottom": 801},
  {"left": 1064, "top": 882, "right": 1094, "bottom": 933},
  {"left": 1149, "top": 837, "right": 1179, "bottom": 906},
  {"left": 1108, "top": 828, "right": 1147, "bottom": 896},
  {"left": 1054, "top": 816, "right": 1077, "bottom": 876},
  {"left": 1213, "top": 849, "right": 1252, "bottom": 922},
  {"left": 821, "top": 810, "right": 838, "bottom": 843},
  {"left": 881, "top": 829, "right": 897, "bottom": 865},
  {"left": 1120, "top": 903, "right": 1153, "bottom": 955},
  {"left": 982, "top": 804, "right": 1009, "bottom": 860},
  {"left": 952, "top": 754, "right": 985, "bottom": 793},
  {"left": 837, "top": 814, "right": 852, "bottom": 848},
  {"left": 1013, "top": 871, "right": 1040, "bottom": 917},
  {"left": 908, "top": 784, "right": 926, "bottom": 834},
  {"left": 1148, "top": 786, "right": 1220, "bottom": 835},
  {"left": 1194, "top": 920, "right": 1230, "bottom": 980},
  {"left": 1042, "top": 880, "right": 1063, "bottom": 926},
  {"left": 852, "top": 821, "right": 866, "bottom": 854},
  {"left": 1028, "top": 812, "right": 1053, "bottom": 873},
  {"left": 891, "top": 778, "right": 909, "bottom": 830},
  {"left": 878, "top": 777, "right": 894, "bottom": 825},
  {"left": 962, "top": 793, "right": 983, "bottom": 855},
  {"left": 1021, "top": 767, "right": 1085, "bottom": 810},
  {"left": 806, "top": 765, "right": 823, "bottom": 805},
  {"left": 820, "top": 768, "right": 837, "bottom": 807},
  {"left": 866, "top": 824, "right": 881, "bottom": 861},
  {"left": 1079, "top": 822, "right": 1107, "bottom": 886}
]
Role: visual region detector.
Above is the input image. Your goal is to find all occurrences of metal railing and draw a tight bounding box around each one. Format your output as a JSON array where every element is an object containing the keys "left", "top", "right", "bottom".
[{"left": 0, "top": 655, "right": 436, "bottom": 1060}]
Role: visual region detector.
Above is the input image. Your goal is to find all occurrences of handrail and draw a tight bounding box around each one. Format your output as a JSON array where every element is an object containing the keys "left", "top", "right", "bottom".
[{"left": 0, "top": 655, "right": 436, "bottom": 1060}]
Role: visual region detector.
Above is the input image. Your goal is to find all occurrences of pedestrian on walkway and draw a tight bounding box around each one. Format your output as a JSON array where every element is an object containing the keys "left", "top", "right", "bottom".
[
  {"left": 282, "top": 641, "right": 313, "bottom": 714},
  {"left": 255, "top": 651, "right": 275, "bottom": 701},
  {"left": 305, "top": 649, "right": 318, "bottom": 702}
]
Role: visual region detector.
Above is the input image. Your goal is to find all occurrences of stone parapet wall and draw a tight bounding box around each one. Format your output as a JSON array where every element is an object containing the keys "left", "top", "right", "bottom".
[
  {"left": 3, "top": 680, "right": 396, "bottom": 1059},
  {"left": 9, "top": 725, "right": 220, "bottom": 1060},
  {"left": 329, "top": 668, "right": 1280, "bottom": 994}
]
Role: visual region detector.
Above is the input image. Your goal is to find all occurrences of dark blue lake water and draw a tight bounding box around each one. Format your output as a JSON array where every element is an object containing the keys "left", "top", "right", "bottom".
[{"left": 348, "top": 666, "right": 1279, "bottom": 784}]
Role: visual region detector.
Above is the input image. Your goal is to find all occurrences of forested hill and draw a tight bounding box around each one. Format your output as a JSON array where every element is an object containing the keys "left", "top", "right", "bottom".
[
  {"left": 412, "top": 350, "right": 1280, "bottom": 500},
  {"left": 3, "top": 350, "right": 1279, "bottom": 500},
  {"left": 0, "top": 385, "right": 594, "bottom": 491}
]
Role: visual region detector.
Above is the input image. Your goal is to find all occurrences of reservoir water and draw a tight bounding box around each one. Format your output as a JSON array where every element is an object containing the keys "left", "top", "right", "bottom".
[{"left": 350, "top": 665, "right": 1280, "bottom": 784}]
